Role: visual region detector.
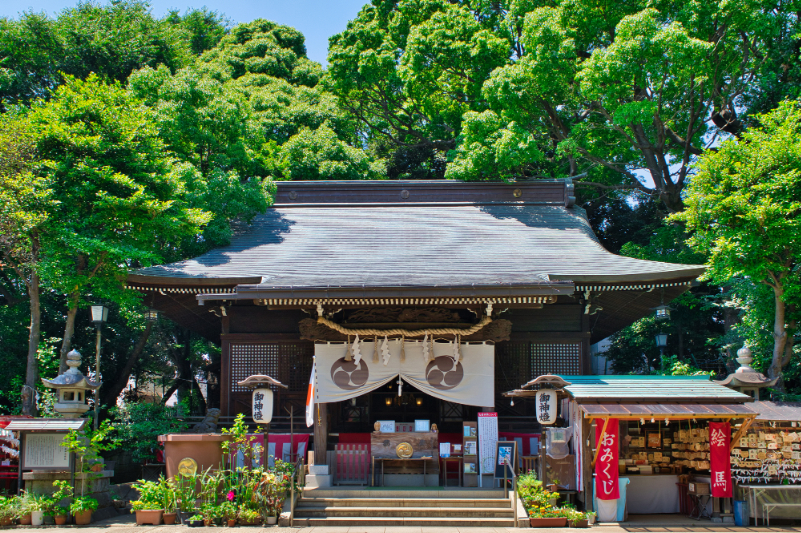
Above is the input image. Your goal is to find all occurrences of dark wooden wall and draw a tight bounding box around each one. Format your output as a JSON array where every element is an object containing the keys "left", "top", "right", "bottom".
[{"left": 218, "top": 301, "right": 590, "bottom": 430}]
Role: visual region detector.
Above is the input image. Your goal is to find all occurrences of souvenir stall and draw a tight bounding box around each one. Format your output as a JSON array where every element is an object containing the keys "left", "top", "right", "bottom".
[
  {"left": 509, "top": 374, "right": 758, "bottom": 521},
  {"left": 730, "top": 403, "right": 801, "bottom": 524}
]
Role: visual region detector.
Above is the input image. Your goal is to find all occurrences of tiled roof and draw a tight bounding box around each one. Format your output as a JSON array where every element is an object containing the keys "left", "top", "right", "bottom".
[
  {"left": 129, "top": 182, "right": 704, "bottom": 296},
  {"left": 557, "top": 375, "right": 752, "bottom": 403}
]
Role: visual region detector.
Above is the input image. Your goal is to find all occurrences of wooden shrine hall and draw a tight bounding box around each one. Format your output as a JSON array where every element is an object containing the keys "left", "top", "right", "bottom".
[{"left": 127, "top": 179, "right": 704, "bottom": 470}]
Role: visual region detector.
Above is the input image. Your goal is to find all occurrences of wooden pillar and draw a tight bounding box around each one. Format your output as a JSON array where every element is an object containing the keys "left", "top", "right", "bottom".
[
  {"left": 313, "top": 403, "right": 328, "bottom": 466},
  {"left": 582, "top": 417, "right": 594, "bottom": 512}
]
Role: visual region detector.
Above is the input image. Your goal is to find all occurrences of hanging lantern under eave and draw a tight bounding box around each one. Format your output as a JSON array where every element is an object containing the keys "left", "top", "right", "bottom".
[
  {"left": 251, "top": 388, "right": 274, "bottom": 424},
  {"left": 654, "top": 305, "right": 671, "bottom": 321},
  {"left": 535, "top": 390, "right": 557, "bottom": 425}
]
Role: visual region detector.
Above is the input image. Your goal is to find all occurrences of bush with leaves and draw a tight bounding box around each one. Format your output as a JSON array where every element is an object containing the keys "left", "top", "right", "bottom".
[{"left": 111, "top": 402, "right": 187, "bottom": 464}]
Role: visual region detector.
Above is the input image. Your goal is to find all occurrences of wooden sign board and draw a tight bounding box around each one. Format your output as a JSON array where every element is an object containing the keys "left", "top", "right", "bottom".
[
  {"left": 371, "top": 432, "right": 436, "bottom": 459},
  {"left": 494, "top": 441, "right": 517, "bottom": 479},
  {"left": 23, "top": 434, "right": 70, "bottom": 469}
]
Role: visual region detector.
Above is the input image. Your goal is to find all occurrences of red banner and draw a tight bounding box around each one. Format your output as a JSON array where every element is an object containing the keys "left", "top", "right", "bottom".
[
  {"left": 595, "top": 418, "right": 619, "bottom": 500},
  {"left": 709, "top": 421, "right": 733, "bottom": 497}
]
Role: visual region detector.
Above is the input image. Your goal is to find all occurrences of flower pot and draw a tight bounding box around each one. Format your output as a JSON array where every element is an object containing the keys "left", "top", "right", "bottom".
[
  {"left": 266, "top": 515, "right": 277, "bottom": 525},
  {"left": 188, "top": 519, "right": 204, "bottom": 527},
  {"left": 546, "top": 484, "right": 559, "bottom": 492},
  {"left": 19, "top": 514, "right": 32, "bottom": 525},
  {"left": 529, "top": 517, "right": 568, "bottom": 527},
  {"left": 44, "top": 514, "right": 55, "bottom": 525},
  {"left": 570, "top": 519, "right": 589, "bottom": 528},
  {"left": 74, "top": 510, "right": 93, "bottom": 525},
  {"left": 90, "top": 463, "right": 103, "bottom": 472},
  {"left": 31, "top": 511, "right": 45, "bottom": 526},
  {"left": 204, "top": 519, "right": 212, "bottom": 527},
  {"left": 0, "top": 517, "right": 12, "bottom": 526},
  {"left": 588, "top": 515, "right": 596, "bottom": 525},
  {"left": 227, "top": 519, "right": 237, "bottom": 527},
  {"left": 135, "top": 509, "right": 164, "bottom": 525},
  {"left": 54, "top": 514, "right": 69, "bottom": 525},
  {"left": 163, "top": 512, "right": 177, "bottom": 525}
]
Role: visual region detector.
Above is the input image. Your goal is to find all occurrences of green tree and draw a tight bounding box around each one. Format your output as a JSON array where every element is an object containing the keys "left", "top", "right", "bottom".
[
  {"left": 327, "top": 0, "right": 510, "bottom": 178},
  {"left": 0, "top": 114, "right": 54, "bottom": 415},
  {"left": 447, "top": 0, "right": 789, "bottom": 211},
  {"left": 130, "top": 19, "right": 377, "bottom": 182},
  {"left": 673, "top": 100, "right": 801, "bottom": 391},
  {"left": 25, "top": 74, "right": 214, "bottom": 374},
  {"left": 0, "top": 0, "right": 192, "bottom": 108}
]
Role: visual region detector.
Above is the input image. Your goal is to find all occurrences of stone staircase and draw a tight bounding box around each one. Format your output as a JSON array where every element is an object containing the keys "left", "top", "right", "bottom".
[{"left": 293, "top": 488, "right": 518, "bottom": 527}]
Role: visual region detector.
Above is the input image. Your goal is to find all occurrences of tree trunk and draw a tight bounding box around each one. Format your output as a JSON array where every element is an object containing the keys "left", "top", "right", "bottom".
[
  {"left": 22, "top": 270, "right": 41, "bottom": 416},
  {"left": 768, "top": 285, "right": 788, "bottom": 392},
  {"left": 101, "top": 321, "right": 155, "bottom": 408},
  {"left": 58, "top": 292, "right": 81, "bottom": 374}
]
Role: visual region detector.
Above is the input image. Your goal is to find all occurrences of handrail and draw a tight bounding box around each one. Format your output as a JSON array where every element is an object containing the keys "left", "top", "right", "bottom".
[
  {"left": 502, "top": 456, "right": 518, "bottom": 528},
  {"left": 289, "top": 455, "right": 305, "bottom": 526}
]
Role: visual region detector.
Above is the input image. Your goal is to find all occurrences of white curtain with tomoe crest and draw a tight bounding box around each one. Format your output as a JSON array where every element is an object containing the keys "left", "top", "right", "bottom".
[{"left": 314, "top": 340, "right": 495, "bottom": 407}]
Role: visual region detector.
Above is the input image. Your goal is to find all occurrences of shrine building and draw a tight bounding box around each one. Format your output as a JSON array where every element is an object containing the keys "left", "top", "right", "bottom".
[{"left": 127, "top": 179, "right": 704, "bottom": 465}]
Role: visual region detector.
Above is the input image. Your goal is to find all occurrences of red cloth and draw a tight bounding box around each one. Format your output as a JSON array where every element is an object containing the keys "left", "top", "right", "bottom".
[
  {"left": 594, "top": 418, "right": 619, "bottom": 500},
  {"left": 338, "top": 433, "right": 371, "bottom": 445},
  {"left": 709, "top": 422, "right": 733, "bottom": 497}
]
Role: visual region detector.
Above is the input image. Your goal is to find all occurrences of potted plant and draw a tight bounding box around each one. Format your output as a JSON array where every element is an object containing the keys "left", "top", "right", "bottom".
[
  {"left": 175, "top": 472, "right": 199, "bottom": 524},
  {"left": 238, "top": 508, "right": 260, "bottom": 526},
  {"left": 53, "top": 505, "right": 70, "bottom": 526},
  {"left": 586, "top": 511, "right": 597, "bottom": 525},
  {"left": 187, "top": 513, "right": 204, "bottom": 527},
  {"left": 28, "top": 493, "right": 46, "bottom": 526},
  {"left": 0, "top": 495, "right": 17, "bottom": 526},
  {"left": 131, "top": 479, "right": 164, "bottom": 525},
  {"left": 220, "top": 502, "right": 237, "bottom": 527},
  {"left": 47, "top": 480, "right": 74, "bottom": 526},
  {"left": 568, "top": 509, "right": 589, "bottom": 528},
  {"left": 70, "top": 496, "right": 98, "bottom": 525},
  {"left": 159, "top": 476, "right": 178, "bottom": 525},
  {"left": 528, "top": 507, "right": 569, "bottom": 527},
  {"left": 16, "top": 492, "right": 35, "bottom": 525}
]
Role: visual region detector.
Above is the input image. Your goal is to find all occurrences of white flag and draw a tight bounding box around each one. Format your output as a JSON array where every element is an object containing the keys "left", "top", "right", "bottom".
[{"left": 305, "top": 360, "right": 316, "bottom": 427}]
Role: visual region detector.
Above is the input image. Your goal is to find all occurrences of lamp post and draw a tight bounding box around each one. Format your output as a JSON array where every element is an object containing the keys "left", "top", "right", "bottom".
[
  {"left": 655, "top": 333, "right": 668, "bottom": 358},
  {"left": 90, "top": 304, "right": 108, "bottom": 429}
]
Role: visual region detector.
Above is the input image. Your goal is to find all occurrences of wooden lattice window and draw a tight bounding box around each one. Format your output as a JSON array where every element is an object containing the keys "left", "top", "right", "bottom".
[
  {"left": 531, "top": 342, "right": 581, "bottom": 376},
  {"left": 230, "top": 344, "right": 280, "bottom": 393},
  {"left": 230, "top": 342, "right": 313, "bottom": 394}
]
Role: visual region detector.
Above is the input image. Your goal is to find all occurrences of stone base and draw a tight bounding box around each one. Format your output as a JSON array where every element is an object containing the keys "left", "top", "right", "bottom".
[
  {"left": 305, "top": 474, "right": 333, "bottom": 488},
  {"left": 23, "top": 470, "right": 116, "bottom": 523}
]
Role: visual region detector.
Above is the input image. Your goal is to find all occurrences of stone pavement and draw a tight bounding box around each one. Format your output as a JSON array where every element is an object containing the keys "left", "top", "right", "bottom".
[{"left": 8, "top": 514, "right": 800, "bottom": 533}]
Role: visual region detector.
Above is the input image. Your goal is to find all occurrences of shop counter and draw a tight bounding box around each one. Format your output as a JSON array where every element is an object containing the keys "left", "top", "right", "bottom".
[{"left": 626, "top": 474, "right": 681, "bottom": 514}]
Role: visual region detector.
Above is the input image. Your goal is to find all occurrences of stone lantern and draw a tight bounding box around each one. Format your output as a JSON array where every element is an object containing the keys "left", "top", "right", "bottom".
[
  {"left": 41, "top": 350, "right": 101, "bottom": 418},
  {"left": 716, "top": 345, "right": 778, "bottom": 400}
]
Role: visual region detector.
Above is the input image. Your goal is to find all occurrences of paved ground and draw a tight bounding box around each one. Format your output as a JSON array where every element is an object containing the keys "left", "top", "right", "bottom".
[{"left": 8, "top": 513, "right": 801, "bottom": 533}]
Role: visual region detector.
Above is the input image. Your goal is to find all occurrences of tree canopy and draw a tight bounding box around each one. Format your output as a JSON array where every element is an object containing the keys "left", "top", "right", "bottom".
[{"left": 673, "top": 100, "right": 801, "bottom": 391}]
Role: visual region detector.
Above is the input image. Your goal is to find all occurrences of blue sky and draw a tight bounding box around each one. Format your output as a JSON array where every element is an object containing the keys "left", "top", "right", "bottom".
[{"left": 0, "top": 0, "right": 369, "bottom": 66}]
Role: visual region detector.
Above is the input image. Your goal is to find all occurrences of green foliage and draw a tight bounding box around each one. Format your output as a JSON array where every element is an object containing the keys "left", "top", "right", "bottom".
[
  {"left": 69, "top": 496, "right": 98, "bottom": 514},
  {"left": 130, "top": 479, "right": 164, "bottom": 511},
  {"left": 111, "top": 402, "right": 187, "bottom": 463},
  {"left": 0, "top": 0, "right": 195, "bottom": 108},
  {"left": 327, "top": 0, "right": 511, "bottom": 177},
  {"left": 673, "top": 100, "right": 801, "bottom": 388}
]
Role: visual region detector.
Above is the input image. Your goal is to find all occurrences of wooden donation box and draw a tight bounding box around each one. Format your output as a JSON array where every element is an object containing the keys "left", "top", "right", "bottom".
[{"left": 371, "top": 432, "right": 439, "bottom": 479}]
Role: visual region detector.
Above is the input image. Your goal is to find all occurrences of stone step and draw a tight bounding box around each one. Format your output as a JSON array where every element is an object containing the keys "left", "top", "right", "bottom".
[
  {"left": 294, "top": 506, "right": 514, "bottom": 518},
  {"left": 297, "top": 497, "right": 511, "bottom": 508},
  {"left": 302, "top": 488, "right": 507, "bottom": 499},
  {"left": 292, "top": 516, "right": 518, "bottom": 527}
]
